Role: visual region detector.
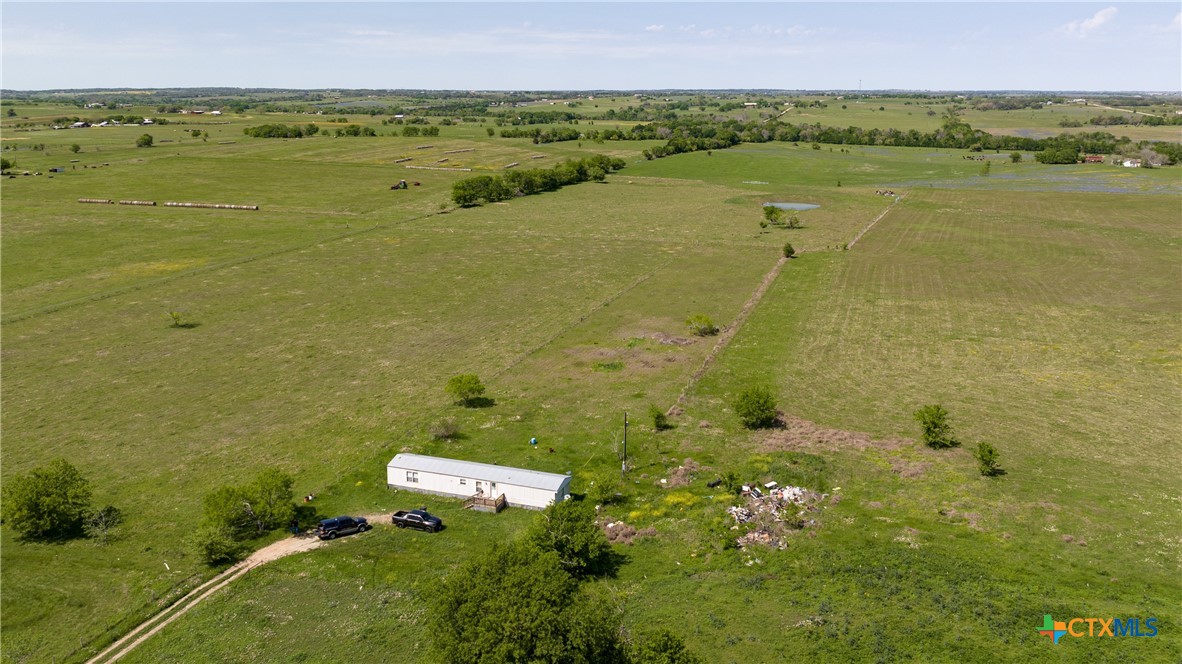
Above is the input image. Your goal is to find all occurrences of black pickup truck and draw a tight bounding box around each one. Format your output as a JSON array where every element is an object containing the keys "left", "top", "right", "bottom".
[
  {"left": 315, "top": 516, "right": 370, "bottom": 540},
  {"left": 391, "top": 509, "right": 443, "bottom": 533}
]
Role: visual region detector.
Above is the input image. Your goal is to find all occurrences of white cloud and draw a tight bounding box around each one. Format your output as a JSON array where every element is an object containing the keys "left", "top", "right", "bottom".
[
  {"left": 644, "top": 24, "right": 664, "bottom": 33},
  {"left": 1060, "top": 7, "right": 1117, "bottom": 38}
]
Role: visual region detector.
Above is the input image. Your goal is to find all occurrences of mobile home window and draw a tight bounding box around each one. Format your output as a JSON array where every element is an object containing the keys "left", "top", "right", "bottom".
[
  {"left": 406, "top": 471, "right": 418, "bottom": 483},
  {"left": 459, "top": 479, "right": 466, "bottom": 485}
]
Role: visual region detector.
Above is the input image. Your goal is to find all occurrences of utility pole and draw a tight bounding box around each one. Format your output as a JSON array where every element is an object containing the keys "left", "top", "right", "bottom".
[{"left": 621, "top": 412, "right": 629, "bottom": 476}]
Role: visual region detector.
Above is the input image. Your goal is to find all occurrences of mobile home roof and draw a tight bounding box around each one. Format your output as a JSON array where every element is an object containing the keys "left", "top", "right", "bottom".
[{"left": 387, "top": 453, "right": 569, "bottom": 491}]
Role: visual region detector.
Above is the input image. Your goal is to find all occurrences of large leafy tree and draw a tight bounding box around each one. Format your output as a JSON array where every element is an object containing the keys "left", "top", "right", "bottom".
[
  {"left": 429, "top": 541, "right": 624, "bottom": 663},
  {"left": 1, "top": 459, "right": 92, "bottom": 540},
  {"left": 526, "top": 499, "right": 612, "bottom": 579},
  {"left": 192, "top": 468, "right": 296, "bottom": 564}
]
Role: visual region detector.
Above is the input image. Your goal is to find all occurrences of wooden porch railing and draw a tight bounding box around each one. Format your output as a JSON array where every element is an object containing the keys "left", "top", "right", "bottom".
[{"left": 463, "top": 493, "right": 506, "bottom": 513}]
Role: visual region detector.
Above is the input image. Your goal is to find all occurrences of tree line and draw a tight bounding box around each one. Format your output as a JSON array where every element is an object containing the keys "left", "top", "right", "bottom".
[
  {"left": 495, "top": 113, "right": 1179, "bottom": 164},
  {"left": 451, "top": 154, "right": 626, "bottom": 207},
  {"left": 498, "top": 126, "right": 581, "bottom": 143}
]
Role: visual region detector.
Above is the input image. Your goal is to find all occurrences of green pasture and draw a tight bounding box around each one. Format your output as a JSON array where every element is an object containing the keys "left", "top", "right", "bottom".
[{"left": 2, "top": 104, "right": 1180, "bottom": 663}]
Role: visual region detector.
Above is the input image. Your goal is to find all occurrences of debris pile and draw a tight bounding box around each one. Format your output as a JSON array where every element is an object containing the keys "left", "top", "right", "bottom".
[
  {"left": 725, "top": 482, "right": 828, "bottom": 550},
  {"left": 600, "top": 520, "right": 657, "bottom": 545},
  {"left": 664, "top": 458, "right": 701, "bottom": 488}
]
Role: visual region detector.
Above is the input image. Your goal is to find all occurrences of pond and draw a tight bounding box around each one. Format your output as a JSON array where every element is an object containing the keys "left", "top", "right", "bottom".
[{"left": 763, "top": 202, "right": 820, "bottom": 211}]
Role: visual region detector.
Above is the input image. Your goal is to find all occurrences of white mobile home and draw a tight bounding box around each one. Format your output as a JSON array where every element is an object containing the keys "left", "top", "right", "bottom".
[{"left": 387, "top": 453, "right": 571, "bottom": 510}]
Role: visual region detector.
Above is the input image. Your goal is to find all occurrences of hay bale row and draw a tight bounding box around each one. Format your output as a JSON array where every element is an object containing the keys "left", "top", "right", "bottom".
[
  {"left": 119, "top": 200, "right": 156, "bottom": 206},
  {"left": 503, "top": 162, "right": 520, "bottom": 169},
  {"left": 436, "top": 158, "right": 449, "bottom": 163},
  {"left": 415, "top": 145, "right": 435, "bottom": 150},
  {"left": 404, "top": 165, "right": 472, "bottom": 172},
  {"left": 394, "top": 157, "right": 413, "bottom": 163},
  {"left": 164, "top": 202, "right": 259, "bottom": 210},
  {"left": 530, "top": 155, "right": 546, "bottom": 159},
  {"left": 443, "top": 148, "right": 475, "bottom": 154},
  {"left": 78, "top": 198, "right": 114, "bottom": 204}
]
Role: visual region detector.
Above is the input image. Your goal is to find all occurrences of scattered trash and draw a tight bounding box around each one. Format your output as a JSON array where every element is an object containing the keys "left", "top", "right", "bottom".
[{"left": 725, "top": 481, "right": 827, "bottom": 550}]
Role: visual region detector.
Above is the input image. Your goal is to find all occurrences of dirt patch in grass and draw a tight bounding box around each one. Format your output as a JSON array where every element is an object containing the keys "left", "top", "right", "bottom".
[
  {"left": 890, "top": 458, "right": 931, "bottom": 478},
  {"left": 760, "top": 415, "right": 907, "bottom": 452},
  {"left": 649, "top": 332, "right": 696, "bottom": 346}
]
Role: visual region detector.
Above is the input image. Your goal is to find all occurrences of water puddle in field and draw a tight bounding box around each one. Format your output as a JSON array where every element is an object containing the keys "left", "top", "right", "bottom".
[{"left": 764, "top": 202, "right": 820, "bottom": 211}]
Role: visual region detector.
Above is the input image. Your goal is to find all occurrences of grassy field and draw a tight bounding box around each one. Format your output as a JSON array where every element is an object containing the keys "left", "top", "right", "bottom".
[{"left": 2, "top": 99, "right": 1180, "bottom": 663}]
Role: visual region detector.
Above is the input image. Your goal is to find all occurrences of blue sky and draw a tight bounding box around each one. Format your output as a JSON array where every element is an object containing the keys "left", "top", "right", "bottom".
[{"left": 2, "top": 2, "right": 1179, "bottom": 90}]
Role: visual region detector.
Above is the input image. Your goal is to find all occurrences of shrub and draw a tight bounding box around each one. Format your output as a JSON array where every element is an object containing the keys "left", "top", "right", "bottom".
[
  {"left": 650, "top": 404, "right": 672, "bottom": 431},
  {"left": 913, "top": 404, "right": 958, "bottom": 449},
  {"left": 974, "top": 442, "right": 1002, "bottom": 476},
  {"left": 445, "top": 374, "right": 486, "bottom": 407},
  {"left": 686, "top": 314, "right": 718, "bottom": 337},
  {"left": 587, "top": 472, "right": 622, "bottom": 506},
  {"left": 782, "top": 242, "right": 795, "bottom": 258},
  {"left": 734, "top": 387, "right": 778, "bottom": 429},
  {"left": 1, "top": 459, "right": 92, "bottom": 540},
  {"left": 429, "top": 417, "right": 461, "bottom": 440},
  {"left": 630, "top": 628, "right": 703, "bottom": 664},
  {"left": 85, "top": 505, "right": 123, "bottom": 544},
  {"left": 135, "top": 133, "right": 153, "bottom": 148}
]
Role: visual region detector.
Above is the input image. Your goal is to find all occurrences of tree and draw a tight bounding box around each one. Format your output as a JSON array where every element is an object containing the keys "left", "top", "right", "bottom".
[
  {"left": 685, "top": 314, "right": 718, "bottom": 337},
  {"left": 630, "top": 628, "right": 703, "bottom": 664},
  {"left": 0, "top": 158, "right": 13, "bottom": 173},
  {"left": 525, "top": 499, "right": 612, "bottom": 579},
  {"left": 979, "top": 161, "right": 991, "bottom": 176},
  {"left": 198, "top": 468, "right": 296, "bottom": 542},
  {"left": 974, "top": 442, "right": 1002, "bottom": 476},
  {"left": 782, "top": 242, "right": 795, "bottom": 258},
  {"left": 201, "top": 485, "right": 256, "bottom": 537},
  {"left": 734, "top": 387, "right": 778, "bottom": 429},
  {"left": 250, "top": 468, "right": 295, "bottom": 534},
  {"left": 762, "top": 205, "right": 785, "bottom": 227},
  {"left": 486, "top": 127, "right": 495, "bottom": 137},
  {"left": 1, "top": 459, "right": 92, "bottom": 540},
  {"left": 1010, "top": 151, "right": 1022, "bottom": 163},
  {"left": 913, "top": 404, "right": 958, "bottom": 449},
  {"left": 445, "top": 374, "right": 487, "bottom": 407},
  {"left": 189, "top": 523, "right": 244, "bottom": 565},
  {"left": 135, "top": 133, "right": 153, "bottom": 148},
  {"left": 428, "top": 541, "right": 624, "bottom": 663},
  {"left": 649, "top": 404, "right": 672, "bottom": 431},
  {"left": 70, "top": 143, "right": 81, "bottom": 153}
]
